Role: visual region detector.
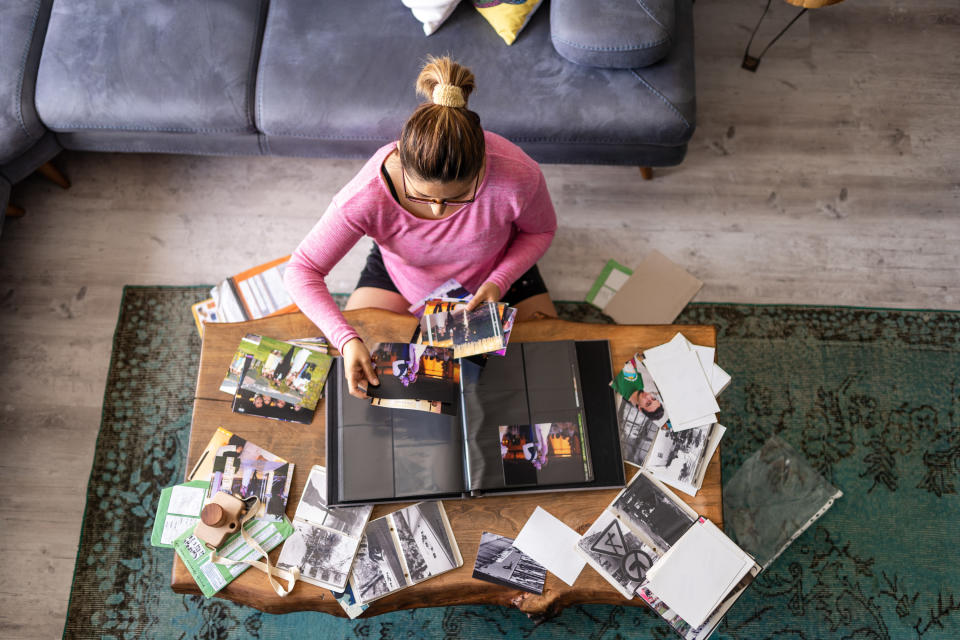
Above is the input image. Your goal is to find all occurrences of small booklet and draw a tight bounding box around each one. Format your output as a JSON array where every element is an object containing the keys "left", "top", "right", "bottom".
[
  {"left": 612, "top": 355, "right": 724, "bottom": 496},
  {"left": 151, "top": 480, "right": 209, "bottom": 548},
  {"left": 419, "top": 301, "right": 506, "bottom": 358},
  {"left": 472, "top": 531, "right": 547, "bottom": 594},
  {"left": 188, "top": 427, "right": 294, "bottom": 521},
  {"left": 173, "top": 515, "right": 294, "bottom": 598},
  {"left": 349, "top": 501, "right": 463, "bottom": 605},
  {"left": 277, "top": 466, "right": 373, "bottom": 593}
]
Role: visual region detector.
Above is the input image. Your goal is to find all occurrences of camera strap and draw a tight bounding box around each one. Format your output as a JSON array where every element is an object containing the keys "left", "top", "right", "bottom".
[{"left": 209, "top": 498, "right": 300, "bottom": 597}]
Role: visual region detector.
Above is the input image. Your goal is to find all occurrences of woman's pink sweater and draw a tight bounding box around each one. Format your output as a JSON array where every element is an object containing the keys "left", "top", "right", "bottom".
[{"left": 284, "top": 131, "right": 557, "bottom": 351}]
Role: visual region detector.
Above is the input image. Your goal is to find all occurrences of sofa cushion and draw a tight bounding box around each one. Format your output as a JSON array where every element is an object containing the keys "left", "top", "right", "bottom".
[
  {"left": 472, "top": 0, "right": 543, "bottom": 46},
  {"left": 551, "top": 0, "right": 675, "bottom": 69},
  {"left": 35, "top": 0, "right": 266, "bottom": 143},
  {"left": 0, "top": 0, "right": 54, "bottom": 166},
  {"left": 257, "top": 0, "right": 695, "bottom": 166}
]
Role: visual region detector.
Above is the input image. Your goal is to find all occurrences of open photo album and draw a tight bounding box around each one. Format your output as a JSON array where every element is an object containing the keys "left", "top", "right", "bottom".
[{"left": 326, "top": 339, "right": 626, "bottom": 506}]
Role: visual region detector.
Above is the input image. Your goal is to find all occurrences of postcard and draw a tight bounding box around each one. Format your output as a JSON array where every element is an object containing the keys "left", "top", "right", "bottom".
[
  {"left": 189, "top": 426, "right": 294, "bottom": 520},
  {"left": 512, "top": 506, "right": 586, "bottom": 587},
  {"left": 473, "top": 531, "right": 547, "bottom": 594}
]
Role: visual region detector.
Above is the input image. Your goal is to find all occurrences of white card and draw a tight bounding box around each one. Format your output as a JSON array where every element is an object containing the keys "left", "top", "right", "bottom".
[
  {"left": 161, "top": 514, "right": 199, "bottom": 545},
  {"left": 513, "top": 507, "right": 586, "bottom": 587},
  {"left": 643, "top": 352, "right": 720, "bottom": 427},
  {"left": 168, "top": 485, "right": 206, "bottom": 516},
  {"left": 645, "top": 520, "right": 753, "bottom": 628}
]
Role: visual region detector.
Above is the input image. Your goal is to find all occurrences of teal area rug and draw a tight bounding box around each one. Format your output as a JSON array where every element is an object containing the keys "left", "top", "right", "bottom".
[{"left": 63, "top": 287, "right": 960, "bottom": 639}]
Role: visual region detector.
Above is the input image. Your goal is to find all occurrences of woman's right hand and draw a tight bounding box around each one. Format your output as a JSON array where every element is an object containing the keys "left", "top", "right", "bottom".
[{"left": 341, "top": 338, "right": 379, "bottom": 399}]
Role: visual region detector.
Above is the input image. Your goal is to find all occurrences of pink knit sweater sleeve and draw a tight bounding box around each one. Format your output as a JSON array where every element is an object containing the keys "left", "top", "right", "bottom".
[
  {"left": 284, "top": 201, "right": 364, "bottom": 352},
  {"left": 484, "top": 170, "right": 557, "bottom": 296}
]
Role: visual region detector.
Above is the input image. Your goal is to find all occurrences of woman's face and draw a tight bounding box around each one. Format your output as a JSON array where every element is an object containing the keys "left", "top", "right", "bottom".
[
  {"left": 629, "top": 390, "right": 661, "bottom": 413},
  {"left": 403, "top": 172, "right": 479, "bottom": 217}
]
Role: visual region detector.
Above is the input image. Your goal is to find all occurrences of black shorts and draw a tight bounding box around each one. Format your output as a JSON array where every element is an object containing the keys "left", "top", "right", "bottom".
[{"left": 356, "top": 244, "right": 549, "bottom": 306}]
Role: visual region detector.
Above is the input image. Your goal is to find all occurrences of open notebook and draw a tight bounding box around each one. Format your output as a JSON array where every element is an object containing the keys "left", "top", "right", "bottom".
[{"left": 326, "top": 340, "right": 625, "bottom": 505}]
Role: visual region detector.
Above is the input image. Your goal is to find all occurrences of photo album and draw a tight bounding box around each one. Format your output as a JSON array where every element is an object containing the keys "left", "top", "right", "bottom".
[{"left": 326, "top": 339, "right": 625, "bottom": 506}]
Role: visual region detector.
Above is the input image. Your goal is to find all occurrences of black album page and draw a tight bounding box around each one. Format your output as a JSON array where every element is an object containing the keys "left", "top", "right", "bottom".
[
  {"left": 460, "top": 340, "right": 593, "bottom": 492},
  {"left": 328, "top": 358, "right": 465, "bottom": 504}
]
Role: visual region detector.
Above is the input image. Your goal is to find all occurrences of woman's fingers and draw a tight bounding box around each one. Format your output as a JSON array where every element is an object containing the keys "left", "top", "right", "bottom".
[{"left": 361, "top": 356, "right": 380, "bottom": 387}]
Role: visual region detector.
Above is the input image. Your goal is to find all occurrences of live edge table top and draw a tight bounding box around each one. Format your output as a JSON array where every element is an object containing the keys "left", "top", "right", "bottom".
[{"left": 171, "top": 309, "right": 722, "bottom": 617}]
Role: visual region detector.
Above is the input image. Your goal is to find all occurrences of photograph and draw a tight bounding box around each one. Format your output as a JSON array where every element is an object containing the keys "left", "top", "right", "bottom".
[
  {"left": 392, "top": 501, "right": 460, "bottom": 582},
  {"left": 420, "top": 301, "right": 506, "bottom": 358},
  {"left": 276, "top": 520, "right": 360, "bottom": 591},
  {"left": 472, "top": 531, "right": 546, "bottom": 594},
  {"left": 617, "top": 398, "right": 661, "bottom": 468},
  {"left": 611, "top": 355, "right": 669, "bottom": 429},
  {"left": 370, "top": 396, "right": 454, "bottom": 415},
  {"left": 500, "top": 422, "right": 587, "bottom": 487},
  {"left": 646, "top": 423, "right": 715, "bottom": 486},
  {"left": 367, "top": 342, "right": 460, "bottom": 405},
  {"left": 232, "top": 382, "right": 314, "bottom": 425},
  {"left": 491, "top": 307, "right": 518, "bottom": 356},
  {"left": 296, "top": 467, "right": 372, "bottom": 538},
  {"left": 350, "top": 517, "right": 408, "bottom": 603},
  {"left": 234, "top": 334, "right": 333, "bottom": 411},
  {"left": 611, "top": 473, "right": 694, "bottom": 552},
  {"left": 201, "top": 428, "right": 293, "bottom": 520},
  {"left": 577, "top": 510, "right": 659, "bottom": 598},
  {"left": 408, "top": 278, "right": 471, "bottom": 317}
]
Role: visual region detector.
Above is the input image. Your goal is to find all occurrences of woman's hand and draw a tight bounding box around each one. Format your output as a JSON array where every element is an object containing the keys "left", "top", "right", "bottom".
[
  {"left": 341, "top": 338, "right": 379, "bottom": 399},
  {"left": 464, "top": 281, "right": 501, "bottom": 312}
]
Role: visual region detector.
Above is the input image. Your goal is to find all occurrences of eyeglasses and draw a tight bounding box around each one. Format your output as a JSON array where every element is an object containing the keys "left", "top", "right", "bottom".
[{"left": 401, "top": 164, "right": 480, "bottom": 207}]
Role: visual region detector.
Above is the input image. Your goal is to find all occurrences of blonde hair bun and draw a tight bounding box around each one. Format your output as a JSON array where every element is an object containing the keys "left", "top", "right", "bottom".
[{"left": 416, "top": 55, "right": 475, "bottom": 109}]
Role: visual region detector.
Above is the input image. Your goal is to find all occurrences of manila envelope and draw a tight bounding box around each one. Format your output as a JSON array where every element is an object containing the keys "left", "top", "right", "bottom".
[{"left": 603, "top": 250, "right": 703, "bottom": 324}]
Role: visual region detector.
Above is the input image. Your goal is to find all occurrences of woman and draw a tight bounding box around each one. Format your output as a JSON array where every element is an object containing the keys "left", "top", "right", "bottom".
[{"left": 284, "top": 56, "right": 558, "bottom": 399}]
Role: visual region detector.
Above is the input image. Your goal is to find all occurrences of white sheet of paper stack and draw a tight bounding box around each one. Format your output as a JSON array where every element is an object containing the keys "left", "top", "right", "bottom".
[
  {"left": 644, "top": 333, "right": 732, "bottom": 397},
  {"left": 643, "top": 351, "right": 720, "bottom": 431}
]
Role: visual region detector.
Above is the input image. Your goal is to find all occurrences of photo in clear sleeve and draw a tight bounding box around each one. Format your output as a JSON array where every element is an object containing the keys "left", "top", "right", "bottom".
[
  {"left": 577, "top": 510, "right": 659, "bottom": 598},
  {"left": 610, "top": 473, "right": 694, "bottom": 552},
  {"left": 350, "top": 517, "right": 408, "bottom": 603},
  {"left": 500, "top": 422, "right": 587, "bottom": 487},
  {"left": 367, "top": 342, "right": 460, "bottom": 405},
  {"left": 472, "top": 531, "right": 547, "bottom": 594},
  {"left": 296, "top": 467, "right": 371, "bottom": 538},
  {"left": 277, "top": 520, "right": 358, "bottom": 591},
  {"left": 392, "top": 501, "right": 459, "bottom": 581}
]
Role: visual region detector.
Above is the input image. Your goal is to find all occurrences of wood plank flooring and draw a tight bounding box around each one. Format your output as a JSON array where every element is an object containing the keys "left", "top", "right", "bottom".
[{"left": 0, "top": 0, "right": 957, "bottom": 636}]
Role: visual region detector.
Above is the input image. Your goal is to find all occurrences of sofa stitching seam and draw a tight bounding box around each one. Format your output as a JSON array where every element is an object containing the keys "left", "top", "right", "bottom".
[
  {"left": 42, "top": 124, "right": 255, "bottom": 133},
  {"left": 635, "top": 0, "right": 668, "bottom": 33},
  {"left": 243, "top": 0, "right": 267, "bottom": 131},
  {"left": 630, "top": 70, "right": 691, "bottom": 131},
  {"left": 15, "top": 0, "right": 45, "bottom": 141},
  {"left": 552, "top": 34, "right": 670, "bottom": 52},
  {"left": 260, "top": 132, "right": 685, "bottom": 145}
]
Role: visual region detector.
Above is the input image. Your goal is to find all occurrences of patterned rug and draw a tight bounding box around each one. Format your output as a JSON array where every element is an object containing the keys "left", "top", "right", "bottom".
[{"left": 63, "top": 287, "right": 960, "bottom": 639}]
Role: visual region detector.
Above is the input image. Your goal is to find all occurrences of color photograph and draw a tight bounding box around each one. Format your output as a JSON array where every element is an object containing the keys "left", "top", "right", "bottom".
[
  {"left": 499, "top": 421, "right": 587, "bottom": 487},
  {"left": 368, "top": 342, "right": 460, "bottom": 404},
  {"left": 235, "top": 334, "right": 333, "bottom": 410}
]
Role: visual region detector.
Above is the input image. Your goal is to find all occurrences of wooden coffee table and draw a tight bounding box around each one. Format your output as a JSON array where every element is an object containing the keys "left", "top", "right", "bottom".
[{"left": 171, "top": 309, "right": 722, "bottom": 617}]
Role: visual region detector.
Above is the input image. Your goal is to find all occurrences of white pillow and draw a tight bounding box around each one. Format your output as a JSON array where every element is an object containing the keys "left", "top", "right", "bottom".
[{"left": 402, "top": 0, "right": 462, "bottom": 36}]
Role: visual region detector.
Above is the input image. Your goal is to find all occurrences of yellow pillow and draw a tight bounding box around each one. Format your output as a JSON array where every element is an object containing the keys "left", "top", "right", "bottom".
[{"left": 472, "top": 0, "right": 543, "bottom": 45}]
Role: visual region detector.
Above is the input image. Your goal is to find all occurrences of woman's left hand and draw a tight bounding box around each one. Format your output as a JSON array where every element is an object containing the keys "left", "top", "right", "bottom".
[{"left": 464, "top": 281, "right": 501, "bottom": 311}]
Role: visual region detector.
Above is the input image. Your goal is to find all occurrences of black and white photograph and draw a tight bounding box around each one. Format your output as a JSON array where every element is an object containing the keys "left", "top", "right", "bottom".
[
  {"left": 577, "top": 510, "right": 659, "bottom": 599},
  {"left": 617, "top": 399, "right": 661, "bottom": 468},
  {"left": 646, "top": 423, "right": 715, "bottom": 488},
  {"left": 472, "top": 531, "right": 546, "bottom": 594},
  {"left": 611, "top": 472, "right": 695, "bottom": 552},
  {"left": 276, "top": 520, "right": 359, "bottom": 591},
  {"left": 350, "top": 517, "right": 408, "bottom": 604},
  {"left": 392, "top": 501, "right": 460, "bottom": 582},
  {"left": 295, "top": 466, "right": 372, "bottom": 537}
]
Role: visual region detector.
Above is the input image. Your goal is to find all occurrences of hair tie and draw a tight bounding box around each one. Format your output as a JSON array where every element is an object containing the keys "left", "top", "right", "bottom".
[{"left": 432, "top": 83, "right": 466, "bottom": 108}]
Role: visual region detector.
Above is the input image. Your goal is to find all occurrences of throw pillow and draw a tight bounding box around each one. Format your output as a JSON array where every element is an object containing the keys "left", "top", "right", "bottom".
[
  {"left": 472, "top": 0, "right": 543, "bottom": 46},
  {"left": 403, "top": 0, "right": 462, "bottom": 36}
]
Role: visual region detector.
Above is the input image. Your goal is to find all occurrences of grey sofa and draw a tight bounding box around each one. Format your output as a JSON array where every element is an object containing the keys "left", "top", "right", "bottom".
[{"left": 1, "top": 0, "right": 696, "bottom": 218}]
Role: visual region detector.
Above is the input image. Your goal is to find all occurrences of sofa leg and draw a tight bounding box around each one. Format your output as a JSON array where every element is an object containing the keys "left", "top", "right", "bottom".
[
  {"left": 6, "top": 203, "right": 25, "bottom": 218},
  {"left": 36, "top": 161, "right": 71, "bottom": 189},
  {"left": 639, "top": 166, "right": 653, "bottom": 180}
]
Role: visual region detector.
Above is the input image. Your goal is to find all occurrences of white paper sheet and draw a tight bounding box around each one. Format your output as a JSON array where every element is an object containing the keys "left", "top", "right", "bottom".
[
  {"left": 513, "top": 507, "right": 586, "bottom": 587},
  {"left": 169, "top": 484, "right": 206, "bottom": 516},
  {"left": 645, "top": 520, "right": 753, "bottom": 628},
  {"left": 644, "top": 352, "right": 720, "bottom": 427}
]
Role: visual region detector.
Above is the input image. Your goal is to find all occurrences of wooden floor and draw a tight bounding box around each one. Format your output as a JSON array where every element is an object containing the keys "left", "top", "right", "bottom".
[{"left": 1, "top": 0, "right": 957, "bottom": 637}]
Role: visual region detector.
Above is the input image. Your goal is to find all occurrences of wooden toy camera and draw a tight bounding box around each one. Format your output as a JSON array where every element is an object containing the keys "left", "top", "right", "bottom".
[{"left": 194, "top": 492, "right": 255, "bottom": 549}]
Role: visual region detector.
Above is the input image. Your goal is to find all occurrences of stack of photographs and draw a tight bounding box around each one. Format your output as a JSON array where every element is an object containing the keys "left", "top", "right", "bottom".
[
  {"left": 612, "top": 355, "right": 725, "bottom": 496},
  {"left": 223, "top": 334, "right": 333, "bottom": 425},
  {"left": 277, "top": 466, "right": 373, "bottom": 592},
  {"left": 366, "top": 342, "right": 460, "bottom": 415},
  {"left": 472, "top": 531, "right": 547, "bottom": 594},
  {"left": 407, "top": 279, "right": 472, "bottom": 318},
  {"left": 349, "top": 501, "right": 462, "bottom": 605},
  {"left": 188, "top": 426, "right": 294, "bottom": 520},
  {"left": 419, "top": 301, "right": 507, "bottom": 358}
]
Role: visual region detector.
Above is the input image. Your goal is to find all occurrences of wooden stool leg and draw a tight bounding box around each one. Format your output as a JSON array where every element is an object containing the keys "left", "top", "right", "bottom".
[
  {"left": 639, "top": 166, "right": 654, "bottom": 180},
  {"left": 36, "top": 161, "right": 71, "bottom": 189},
  {"left": 6, "top": 203, "right": 25, "bottom": 218}
]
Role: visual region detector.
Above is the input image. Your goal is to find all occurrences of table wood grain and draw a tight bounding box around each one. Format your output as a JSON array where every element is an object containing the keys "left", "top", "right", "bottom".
[{"left": 172, "top": 310, "right": 722, "bottom": 616}]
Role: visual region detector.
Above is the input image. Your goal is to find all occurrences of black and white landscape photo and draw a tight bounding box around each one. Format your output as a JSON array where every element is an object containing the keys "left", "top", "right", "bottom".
[
  {"left": 646, "top": 424, "right": 714, "bottom": 486},
  {"left": 350, "top": 517, "right": 408, "bottom": 603},
  {"left": 611, "top": 473, "right": 694, "bottom": 551},
  {"left": 577, "top": 510, "right": 659, "bottom": 598},
  {"left": 392, "top": 501, "right": 460, "bottom": 582},
  {"left": 296, "top": 467, "right": 372, "bottom": 537},
  {"left": 472, "top": 531, "right": 547, "bottom": 594},
  {"left": 277, "top": 520, "right": 359, "bottom": 591}
]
